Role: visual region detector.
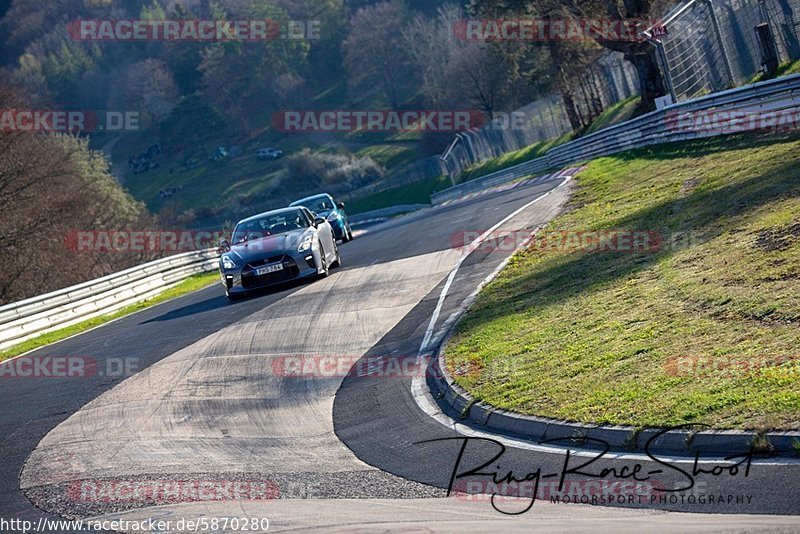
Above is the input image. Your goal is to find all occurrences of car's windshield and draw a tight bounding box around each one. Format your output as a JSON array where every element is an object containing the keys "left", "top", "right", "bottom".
[
  {"left": 297, "top": 196, "right": 333, "bottom": 213},
  {"left": 232, "top": 210, "right": 308, "bottom": 244}
]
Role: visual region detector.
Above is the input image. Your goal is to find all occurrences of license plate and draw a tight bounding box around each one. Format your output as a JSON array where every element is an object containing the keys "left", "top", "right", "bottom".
[{"left": 256, "top": 263, "right": 284, "bottom": 276}]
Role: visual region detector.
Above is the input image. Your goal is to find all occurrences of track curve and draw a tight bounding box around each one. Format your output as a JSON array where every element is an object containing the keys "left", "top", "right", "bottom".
[{"left": 5, "top": 176, "right": 799, "bottom": 532}]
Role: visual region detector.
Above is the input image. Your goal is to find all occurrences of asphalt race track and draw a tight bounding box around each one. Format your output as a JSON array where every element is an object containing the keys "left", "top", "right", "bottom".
[{"left": 2, "top": 175, "right": 799, "bottom": 533}]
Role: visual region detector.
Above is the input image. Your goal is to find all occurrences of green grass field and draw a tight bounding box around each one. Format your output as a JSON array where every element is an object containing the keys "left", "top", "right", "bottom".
[
  {"left": 749, "top": 59, "right": 800, "bottom": 84},
  {"left": 115, "top": 81, "right": 425, "bottom": 218},
  {"left": 458, "top": 97, "right": 643, "bottom": 185},
  {"left": 583, "top": 96, "right": 642, "bottom": 135},
  {"left": 346, "top": 175, "right": 450, "bottom": 214},
  {"left": 445, "top": 133, "right": 800, "bottom": 431},
  {"left": 354, "top": 144, "right": 418, "bottom": 169},
  {"left": 459, "top": 134, "right": 570, "bottom": 183}
]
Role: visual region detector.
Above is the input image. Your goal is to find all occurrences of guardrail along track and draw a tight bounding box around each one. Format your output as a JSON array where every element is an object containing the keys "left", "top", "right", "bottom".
[
  {"left": 433, "top": 73, "right": 800, "bottom": 205},
  {"left": 0, "top": 249, "right": 219, "bottom": 351}
]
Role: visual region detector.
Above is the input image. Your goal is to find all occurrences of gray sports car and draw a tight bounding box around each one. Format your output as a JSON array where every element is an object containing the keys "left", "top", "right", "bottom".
[{"left": 218, "top": 207, "right": 340, "bottom": 300}]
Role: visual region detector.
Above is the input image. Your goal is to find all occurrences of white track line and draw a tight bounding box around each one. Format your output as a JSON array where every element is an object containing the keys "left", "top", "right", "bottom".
[
  {"left": 418, "top": 176, "right": 572, "bottom": 355},
  {"left": 412, "top": 174, "right": 800, "bottom": 465}
]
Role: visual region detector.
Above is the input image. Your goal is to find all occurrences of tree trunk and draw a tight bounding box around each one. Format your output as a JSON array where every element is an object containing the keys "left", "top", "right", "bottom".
[
  {"left": 626, "top": 44, "right": 666, "bottom": 113},
  {"left": 577, "top": 77, "right": 591, "bottom": 123},
  {"left": 556, "top": 67, "right": 584, "bottom": 131},
  {"left": 589, "top": 67, "right": 605, "bottom": 116},
  {"left": 596, "top": 17, "right": 668, "bottom": 112},
  {"left": 561, "top": 88, "right": 583, "bottom": 131}
]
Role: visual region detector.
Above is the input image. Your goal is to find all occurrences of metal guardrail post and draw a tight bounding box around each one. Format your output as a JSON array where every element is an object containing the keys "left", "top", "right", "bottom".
[
  {"left": 652, "top": 37, "right": 679, "bottom": 103},
  {"left": 703, "top": 0, "right": 737, "bottom": 87},
  {"left": 461, "top": 131, "right": 477, "bottom": 163},
  {"left": 441, "top": 135, "right": 461, "bottom": 187}
]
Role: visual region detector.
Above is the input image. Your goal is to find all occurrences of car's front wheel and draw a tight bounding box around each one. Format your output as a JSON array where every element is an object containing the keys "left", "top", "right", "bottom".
[
  {"left": 342, "top": 225, "right": 353, "bottom": 243},
  {"left": 225, "top": 289, "right": 246, "bottom": 302},
  {"left": 317, "top": 247, "right": 330, "bottom": 278},
  {"left": 331, "top": 239, "right": 341, "bottom": 269}
]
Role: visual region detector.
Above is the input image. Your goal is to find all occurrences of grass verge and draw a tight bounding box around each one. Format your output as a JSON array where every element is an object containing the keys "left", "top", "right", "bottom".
[
  {"left": 0, "top": 272, "right": 219, "bottom": 363},
  {"left": 354, "top": 144, "right": 418, "bottom": 169},
  {"left": 458, "top": 96, "right": 639, "bottom": 184},
  {"left": 346, "top": 175, "right": 451, "bottom": 214},
  {"left": 460, "top": 134, "right": 571, "bottom": 183},
  {"left": 749, "top": 59, "right": 800, "bottom": 84},
  {"left": 445, "top": 133, "right": 800, "bottom": 430},
  {"left": 583, "top": 96, "right": 642, "bottom": 135}
]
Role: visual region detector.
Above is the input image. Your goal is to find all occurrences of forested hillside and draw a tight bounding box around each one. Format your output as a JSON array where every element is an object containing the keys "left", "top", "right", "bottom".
[{"left": 0, "top": 0, "right": 670, "bottom": 302}]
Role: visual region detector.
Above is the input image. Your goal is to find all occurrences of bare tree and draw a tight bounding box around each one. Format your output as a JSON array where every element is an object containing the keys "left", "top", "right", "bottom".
[
  {"left": 110, "top": 59, "right": 180, "bottom": 125},
  {"left": 0, "top": 83, "right": 150, "bottom": 304},
  {"left": 403, "top": 4, "right": 463, "bottom": 107},
  {"left": 469, "top": 0, "right": 674, "bottom": 112},
  {"left": 343, "top": 1, "right": 413, "bottom": 109},
  {"left": 403, "top": 4, "right": 515, "bottom": 118},
  {"left": 448, "top": 43, "right": 513, "bottom": 120}
]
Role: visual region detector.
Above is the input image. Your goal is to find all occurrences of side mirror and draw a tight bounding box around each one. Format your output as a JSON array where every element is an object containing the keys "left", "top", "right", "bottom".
[
  {"left": 314, "top": 217, "right": 326, "bottom": 227},
  {"left": 219, "top": 239, "right": 231, "bottom": 253},
  {"left": 336, "top": 202, "right": 345, "bottom": 210}
]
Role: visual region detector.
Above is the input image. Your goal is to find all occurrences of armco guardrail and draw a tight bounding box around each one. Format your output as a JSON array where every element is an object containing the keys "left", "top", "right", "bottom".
[
  {"left": 0, "top": 249, "right": 219, "bottom": 351},
  {"left": 432, "top": 73, "right": 800, "bottom": 205},
  {"left": 434, "top": 155, "right": 553, "bottom": 203}
]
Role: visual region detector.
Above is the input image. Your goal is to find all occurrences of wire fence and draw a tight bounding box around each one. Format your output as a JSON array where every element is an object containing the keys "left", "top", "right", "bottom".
[
  {"left": 441, "top": 52, "right": 639, "bottom": 182},
  {"left": 433, "top": 73, "right": 800, "bottom": 205},
  {"left": 766, "top": 0, "right": 800, "bottom": 59},
  {"left": 658, "top": 0, "right": 800, "bottom": 100},
  {"left": 441, "top": 0, "right": 800, "bottom": 182}
]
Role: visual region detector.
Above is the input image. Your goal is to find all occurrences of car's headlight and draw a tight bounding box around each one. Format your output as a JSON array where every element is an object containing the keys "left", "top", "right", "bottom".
[
  {"left": 327, "top": 212, "right": 339, "bottom": 222},
  {"left": 221, "top": 255, "right": 237, "bottom": 270},
  {"left": 298, "top": 238, "right": 313, "bottom": 253}
]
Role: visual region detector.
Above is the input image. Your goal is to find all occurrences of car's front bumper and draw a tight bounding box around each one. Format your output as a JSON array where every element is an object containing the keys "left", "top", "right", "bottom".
[{"left": 220, "top": 251, "right": 320, "bottom": 295}]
